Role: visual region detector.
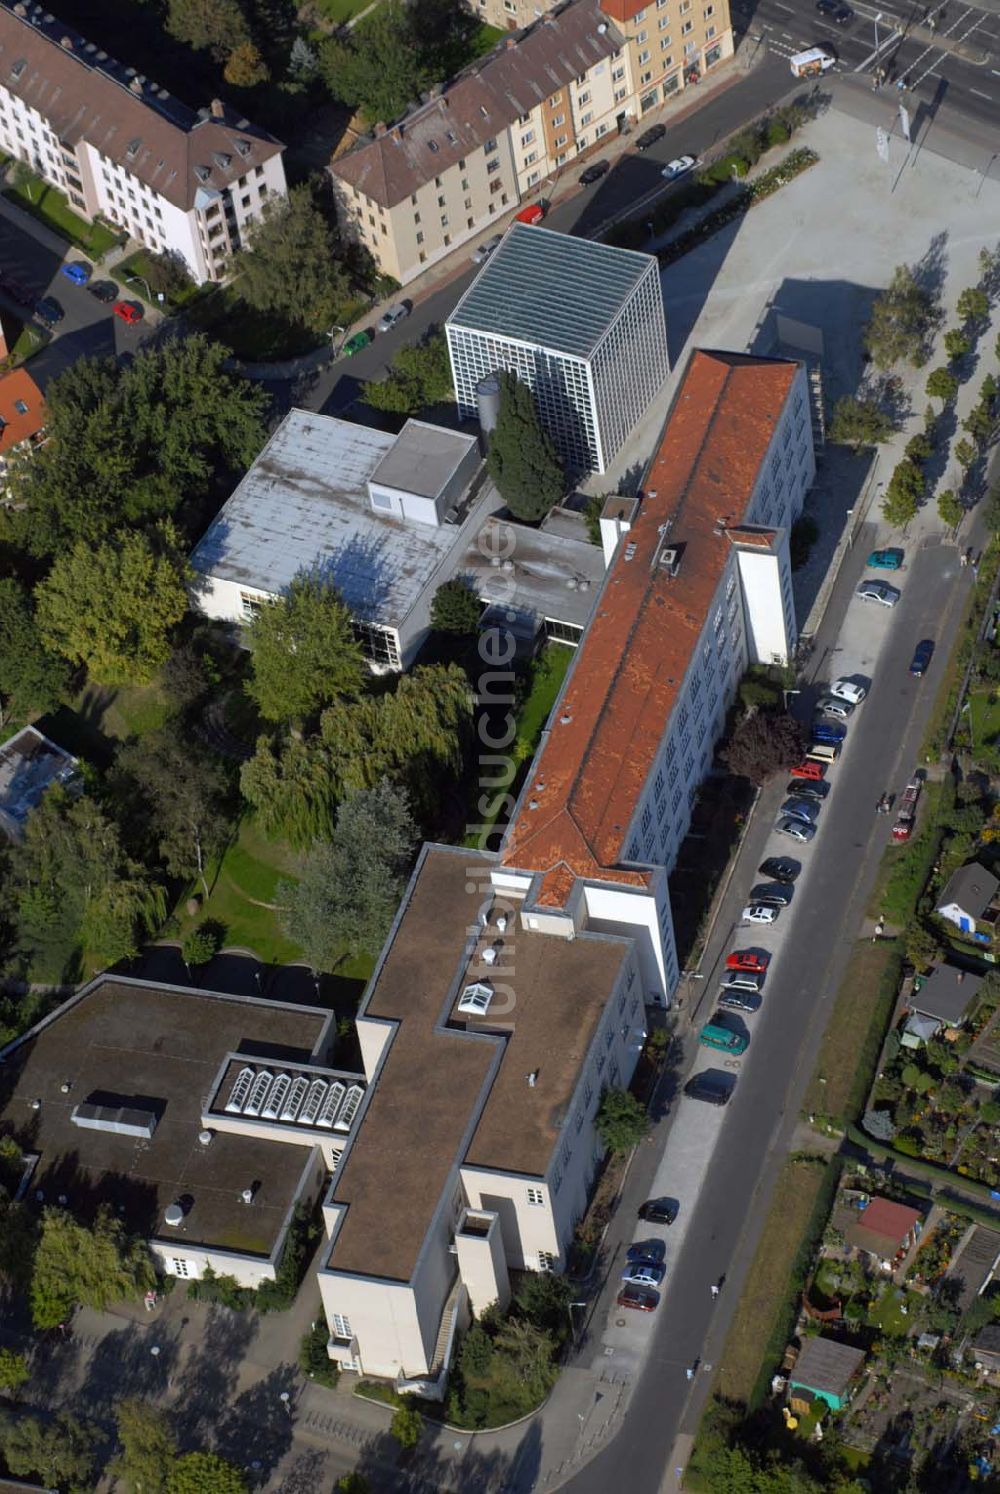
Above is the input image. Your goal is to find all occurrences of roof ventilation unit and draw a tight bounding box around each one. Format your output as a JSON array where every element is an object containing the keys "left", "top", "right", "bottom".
[
  {"left": 658, "top": 546, "right": 680, "bottom": 577},
  {"left": 198, "top": 1129, "right": 214, "bottom": 1147},
  {"left": 163, "top": 1203, "right": 184, "bottom": 1227}
]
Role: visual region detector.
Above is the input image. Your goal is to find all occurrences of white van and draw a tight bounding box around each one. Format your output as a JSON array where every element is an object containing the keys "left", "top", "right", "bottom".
[{"left": 790, "top": 47, "right": 835, "bottom": 77}]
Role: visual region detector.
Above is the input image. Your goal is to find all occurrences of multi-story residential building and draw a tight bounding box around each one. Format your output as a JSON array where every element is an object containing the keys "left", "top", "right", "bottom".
[
  {"left": 0, "top": 1, "right": 287, "bottom": 284},
  {"left": 329, "top": 0, "right": 633, "bottom": 285},
  {"left": 0, "top": 367, "right": 45, "bottom": 495},
  {"left": 314, "top": 348, "right": 814, "bottom": 1388},
  {"left": 446, "top": 221, "right": 669, "bottom": 473},
  {"left": 600, "top": 0, "right": 733, "bottom": 114}
]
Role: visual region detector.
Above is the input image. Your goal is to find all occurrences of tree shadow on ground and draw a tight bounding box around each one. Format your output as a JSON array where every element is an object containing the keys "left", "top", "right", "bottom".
[
  {"left": 171, "top": 1304, "right": 260, "bottom": 1448},
  {"left": 215, "top": 1363, "right": 297, "bottom": 1485},
  {"left": 73, "top": 1320, "right": 183, "bottom": 1418},
  {"left": 351, "top": 1417, "right": 539, "bottom": 1493}
]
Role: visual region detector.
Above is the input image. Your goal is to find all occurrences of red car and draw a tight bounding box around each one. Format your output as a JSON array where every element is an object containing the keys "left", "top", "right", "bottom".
[
  {"left": 113, "top": 299, "right": 143, "bottom": 325},
  {"left": 789, "top": 760, "right": 825, "bottom": 781},
  {"left": 515, "top": 202, "right": 546, "bottom": 226},
  {"left": 726, "top": 950, "right": 770, "bottom": 974},
  {"left": 617, "top": 1284, "right": 659, "bottom": 1312}
]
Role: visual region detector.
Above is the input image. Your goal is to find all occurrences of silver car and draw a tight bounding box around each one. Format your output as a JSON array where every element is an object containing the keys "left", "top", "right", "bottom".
[
  {"left": 857, "top": 580, "right": 900, "bottom": 608},
  {"left": 776, "top": 817, "right": 817, "bottom": 843},
  {"left": 816, "top": 695, "right": 854, "bottom": 720},
  {"left": 471, "top": 234, "right": 503, "bottom": 264},
  {"left": 376, "top": 302, "right": 410, "bottom": 333}
]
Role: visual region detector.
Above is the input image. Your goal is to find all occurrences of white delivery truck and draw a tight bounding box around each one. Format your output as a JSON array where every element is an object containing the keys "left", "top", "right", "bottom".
[{"left": 789, "top": 47, "right": 836, "bottom": 77}]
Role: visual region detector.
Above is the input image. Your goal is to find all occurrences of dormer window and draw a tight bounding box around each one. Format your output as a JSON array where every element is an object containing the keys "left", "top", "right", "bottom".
[
  {"left": 234, "top": 138, "right": 252, "bottom": 159},
  {"left": 10, "top": 59, "right": 26, "bottom": 80},
  {"left": 427, "top": 140, "right": 439, "bottom": 153},
  {"left": 213, "top": 151, "right": 231, "bottom": 170},
  {"left": 458, "top": 981, "right": 493, "bottom": 1016},
  {"left": 194, "top": 165, "right": 211, "bottom": 182},
  {"left": 125, "top": 138, "right": 140, "bottom": 158}
]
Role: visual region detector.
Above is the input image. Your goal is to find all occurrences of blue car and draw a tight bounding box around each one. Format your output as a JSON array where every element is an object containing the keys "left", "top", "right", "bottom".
[
  {"left": 910, "top": 639, "right": 934, "bottom": 677},
  {"left": 867, "top": 547, "right": 904, "bottom": 571},
  {"left": 812, "top": 721, "right": 846, "bottom": 744},
  {"left": 60, "top": 260, "right": 92, "bottom": 285}
]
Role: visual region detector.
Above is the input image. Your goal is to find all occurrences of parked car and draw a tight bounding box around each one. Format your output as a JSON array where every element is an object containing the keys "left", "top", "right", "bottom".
[
  {"left": 785, "top": 780, "right": 827, "bottom": 803},
  {"left": 88, "top": 279, "right": 118, "bottom": 303},
  {"left": 759, "top": 857, "right": 800, "bottom": 882},
  {"left": 867, "top": 547, "right": 904, "bottom": 570},
  {"left": 112, "top": 299, "right": 143, "bottom": 325},
  {"left": 662, "top": 154, "right": 696, "bottom": 181},
  {"left": 777, "top": 817, "right": 817, "bottom": 843},
  {"left": 718, "top": 989, "right": 760, "bottom": 1014},
  {"left": 857, "top": 579, "right": 900, "bottom": 607},
  {"left": 789, "top": 760, "right": 825, "bottom": 782},
  {"left": 60, "top": 260, "right": 91, "bottom": 285},
  {"left": 726, "top": 948, "right": 771, "bottom": 972},
  {"left": 815, "top": 695, "right": 854, "bottom": 720},
  {"left": 342, "top": 328, "right": 373, "bottom": 356},
  {"left": 684, "top": 1072, "right": 733, "bottom": 1106},
  {"left": 910, "top": 639, "right": 934, "bottom": 676},
  {"left": 0, "top": 272, "right": 33, "bottom": 305},
  {"left": 617, "top": 1284, "right": 659, "bottom": 1311},
  {"left": 638, "top": 1198, "right": 678, "bottom": 1225},
  {"left": 749, "top": 883, "right": 793, "bottom": 907},
  {"left": 515, "top": 202, "right": 546, "bottom": 225},
  {"left": 471, "top": 233, "right": 503, "bottom": 263},
  {"left": 721, "top": 969, "right": 764, "bottom": 992},
  {"left": 635, "top": 123, "right": 666, "bottom": 151},
  {"left": 812, "top": 721, "right": 847, "bottom": 744},
  {"left": 376, "top": 301, "right": 410, "bottom": 333},
  {"left": 741, "top": 903, "right": 778, "bottom": 925},
  {"left": 816, "top": 0, "right": 854, "bottom": 20},
  {"left": 621, "top": 1261, "right": 665, "bottom": 1288},
  {"left": 830, "top": 677, "right": 867, "bottom": 703},
  {"left": 780, "top": 798, "right": 819, "bottom": 824},
  {"left": 580, "top": 160, "right": 610, "bottom": 186},
  {"left": 34, "top": 295, "right": 64, "bottom": 326},
  {"left": 627, "top": 1238, "right": 667, "bottom": 1263}
]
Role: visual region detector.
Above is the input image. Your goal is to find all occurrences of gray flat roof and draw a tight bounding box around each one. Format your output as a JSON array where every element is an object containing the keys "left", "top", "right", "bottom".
[
  {"left": 0, "top": 726, "right": 77, "bottom": 841},
  {"left": 369, "top": 419, "right": 478, "bottom": 498},
  {"left": 447, "top": 223, "right": 657, "bottom": 360},
  {"left": 190, "top": 410, "right": 476, "bottom": 625},
  {"left": 0, "top": 977, "right": 332, "bottom": 1258},
  {"left": 447, "top": 510, "right": 604, "bottom": 630}
]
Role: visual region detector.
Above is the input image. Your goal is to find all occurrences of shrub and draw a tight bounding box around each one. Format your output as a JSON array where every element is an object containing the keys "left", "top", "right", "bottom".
[
  {"left": 944, "top": 328, "right": 971, "bottom": 361},
  {"left": 905, "top": 431, "right": 932, "bottom": 465},
  {"left": 300, "top": 1313, "right": 340, "bottom": 1388},
  {"left": 390, "top": 1402, "right": 423, "bottom": 1448},
  {"left": 595, "top": 1087, "right": 649, "bottom": 1153},
  {"left": 181, "top": 922, "right": 223, "bottom": 967},
  {"left": 766, "top": 117, "right": 791, "bottom": 146}
]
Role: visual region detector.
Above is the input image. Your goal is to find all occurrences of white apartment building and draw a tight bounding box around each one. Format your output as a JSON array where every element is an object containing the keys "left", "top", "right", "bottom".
[
  {"left": 446, "top": 222, "right": 669, "bottom": 473},
  {"left": 0, "top": 1, "right": 287, "bottom": 284},
  {"left": 329, "top": 1, "right": 634, "bottom": 286}
]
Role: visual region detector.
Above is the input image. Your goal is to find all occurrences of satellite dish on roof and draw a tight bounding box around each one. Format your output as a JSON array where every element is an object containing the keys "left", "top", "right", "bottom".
[{"left": 164, "top": 1203, "right": 184, "bottom": 1227}]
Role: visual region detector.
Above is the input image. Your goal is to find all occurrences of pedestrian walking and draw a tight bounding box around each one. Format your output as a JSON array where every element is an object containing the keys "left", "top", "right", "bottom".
[
  {"left": 710, "top": 1284, "right": 720, "bottom": 1299},
  {"left": 686, "top": 1366, "right": 694, "bottom": 1381}
]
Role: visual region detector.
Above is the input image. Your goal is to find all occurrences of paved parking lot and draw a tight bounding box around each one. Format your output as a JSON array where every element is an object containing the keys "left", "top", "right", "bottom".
[{"left": 0, "top": 207, "right": 149, "bottom": 385}]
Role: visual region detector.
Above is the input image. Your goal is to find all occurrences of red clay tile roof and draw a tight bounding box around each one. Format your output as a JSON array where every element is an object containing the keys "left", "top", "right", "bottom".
[
  {"left": 599, "top": 0, "right": 648, "bottom": 20},
  {"left": 853, "top": 1196, "right": 922, "bottom": 1248},
  {"left": 500, "top": 350, "right": 798, "bottom": 906},
  {"left": 0, "top": 369, "right": 45, "bottom": 458}
]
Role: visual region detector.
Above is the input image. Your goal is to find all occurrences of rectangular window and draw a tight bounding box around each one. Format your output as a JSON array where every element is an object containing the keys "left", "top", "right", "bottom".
[
  {"left": 520, "top": 130, "right": 535, "bottom": 147},
  {"left": 527, "top": 1187, "right": 545, "bottom": 1207},
  {"left": 551, "top": 113, "right": 565, "bottom": 127},
  {"left": 577, "top": 90, "right": 591, "bottom": 105},
  {"left": 681, "top": 19, "right": 693, "bottom": 33},
  {"left": 538, "top": 1250, "right": 555, "bottom": 1271},
  {"left": 331, "top": 1313, "right": 352, "bottom": 1339},
  {"left": 580, "top": 111, "right": 593, "bottom": 126},
  {"left": 638, "top": 49, "right": 651, "bottom": 63},
  {"left": 172, "top": 1258, "right": 190, "bottom": 1277}
]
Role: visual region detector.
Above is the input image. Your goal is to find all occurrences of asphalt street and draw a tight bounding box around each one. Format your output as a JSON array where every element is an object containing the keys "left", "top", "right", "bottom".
[{"left": 558, "top": 528, "right": 976, "bottom": 1494}]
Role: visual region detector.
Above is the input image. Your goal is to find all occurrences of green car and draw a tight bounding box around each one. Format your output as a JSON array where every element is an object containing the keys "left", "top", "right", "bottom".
[
  {"left": 867, "top": 547, "right": 904, "bottom": 570},
  {"left": 343, "top": 329, "right": 373, "bottom": 357}
]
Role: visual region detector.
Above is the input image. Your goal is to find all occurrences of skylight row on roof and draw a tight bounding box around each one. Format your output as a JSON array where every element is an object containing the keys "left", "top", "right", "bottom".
[{"left": 223, "top": 1065, "right": 363, "bottom": 1130}]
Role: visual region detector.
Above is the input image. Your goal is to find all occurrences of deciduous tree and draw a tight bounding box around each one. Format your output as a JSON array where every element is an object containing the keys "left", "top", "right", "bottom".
[
  {"left": 320, "top": 1, "right": 434, "bottom": 124},
  {"left": 827, "top": 395, "right": 894, "bottom": 451},
  {"left": 955, "top": 436, "right": 977, "bottom": 471},
  {"left": 722, "top": 712, "right": 806, "bottom": 783},
  {"left": 595, "top": 1087, "right": 650, "bottom": 1153},
  {"left": 224, "top": 40, "right": 270, "bottom": 87},
  {"left": 0, "top": 1350, "right": 28, "bottom": 1394},
  {"left": 112, "top": 727, "right": 233, "bottom": 894},
  {"left": 0, "top": 579, "right": 69, "bottom": 728},
  {"left": 486, "top": 373, "right": 565, "bottom": 522},
  {"left": 167, "top": 0, "right": 249, "bottom": 57},
  {"left": 938, "top": 490, "right": 963, "bottom": 528},
  {"left": 7, "top": 337, "right": 267, "bottom": 556},
  {"left": 864, "top": 264, "right": 936, "bottom": 370},
  {"left": 245, "top": 573, "right": 364, "bottom": 726},
  {"left": 237, "top": 184, "right": 350, "bottom": 333},
  {"left": 279, "top": 780, "right": 416, "bottom": 966},
  {"left": 31, "top": 1206, "right": 155, "bottom": 1329},
  {"left": 0, "top": 1410, "right": 98, "bottom": 1490},
  {"left": 390, "top": 1402, "right": 423, "bottom": 1449},
  {"left": 926, "top": 366, "right": 958, "bottom": 403},
  {"left": 944, "top": 327, "right": 971, "bottom": 361},
  {"left": 111, "top": 1400, "right": 177, "bottom": 1494},
  {"left": 240, "top": 733, "right": 339, "bottom": 844},
  {"left": 362, "top": 333, "right": 453, "bottom": 416},
  {"left": 881, "top": 459, "right": 924, "bottom": 527},
  {"left": 36, "top": 523, "right": 187, "bottom": 685},
  {"left": 957, "top": 285, "right": 990, "bottom": 327},
  {"left": 167, "top": 1451, "right": 247, "bottom": 1494}
]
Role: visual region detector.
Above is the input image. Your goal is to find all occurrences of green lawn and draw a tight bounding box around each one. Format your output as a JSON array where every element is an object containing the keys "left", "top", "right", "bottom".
[
  {"left": 4, "top": 175, "right": 120, "bottom": 258},
  {"left": 867, "top": 1286, "right": 919, "bottom": 1337},
  {"left": 117, "top": 250, "right": 201, "bottom": 312},
  {"left": 174, "top": 821, "right": 304, "bottom": 964},
  {"left": 313, "top": 0, "right": 376, "bottom": 22},
  {"left": 969, "top": 686, "right": 1000, "bottom": 756},
  {"left": 38, "top": 681, "right": 173, "bottom": 767},
  {"left": 469, "top": 22, "right": 506, "bottom": 58}
]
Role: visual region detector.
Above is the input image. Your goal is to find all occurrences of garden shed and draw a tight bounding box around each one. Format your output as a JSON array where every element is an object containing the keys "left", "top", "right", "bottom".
[{"left": 789, "top": 1336, "right": 866, "bottom": 1411}]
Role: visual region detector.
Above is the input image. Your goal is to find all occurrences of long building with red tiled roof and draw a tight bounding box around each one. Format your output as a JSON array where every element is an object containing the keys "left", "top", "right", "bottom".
[
  {"left": 314, "top": 347, "right": 815, "bottom": 1394},
  {"left": 495, "top": 349, "right": 814, "bottom": 999}
]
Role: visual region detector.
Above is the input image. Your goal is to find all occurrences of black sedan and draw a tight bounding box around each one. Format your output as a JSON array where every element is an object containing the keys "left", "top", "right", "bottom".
[
  {"left": 749, "top": 883, "right": 793, "bottom": 907},
  {"left": 88, "top": 279, "right": 119, "bottom": 303},
  {"left": 635, "top": 123, "right": 666, "bottom": 152},
  {"left": 816, "top": 0, "right": 853, "bottom": 19},
  {"left": 784, "top": 779, "right": 828, "bottom": 803},
  {"left": 580, "top": 160, "right": 610, "bottom": 186},
  {"left": 33, "top": 295, "right": 64, "bottom": 326},
  {"left": 758, "top": 857, "right": 800, "bottom": 884},
  {"left": 638, "top": 1197, "right": 678, "bottom": 1225},
  {"left": 910, "top": 639, "right": 934, "bottom": 677}
]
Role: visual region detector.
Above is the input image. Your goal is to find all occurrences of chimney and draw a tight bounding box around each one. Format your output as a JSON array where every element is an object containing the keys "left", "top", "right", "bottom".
[
  {"left": 59, "top": 34, "right": 73, "bottom": 50},
  {"left": 13, "top": 3, "right": 27, "bottom": 16},
  {"left": 505, "top": 35, "right": 517, "bottom": 47},
  {"left": 373, "top": 121, "right": 387, "bottom": 137},
  {"left": 210, "top": 98, "right": 225, "bottom": 119},
  {"left": 130, "top": 76, "right": 142, "bottom": 95}
]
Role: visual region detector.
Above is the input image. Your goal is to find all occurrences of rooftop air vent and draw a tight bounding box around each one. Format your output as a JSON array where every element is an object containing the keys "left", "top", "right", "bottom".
[
  {"left": 198, "top": 1129, "right": 214, "bottom": 1146},
  {"left": 482, "top": 945, "right": 498, "bottom": 966},
  {"left": 163, "top": 1203, "right": 184, "bottom": 1227},
  {"left": 496, "top": 914, "right": 508, "bottom": 934},
  {"left": 526, "top": 1070, "right": 539, "bottom": 1087},
  {"left": 658, "top": 546, "right": 680, "bottom": 577},
  {"left": 458, "top": 981, "right": 493, "bottom": 1016},
  {"left": 240, "top": 1186, "right": 255, "bottom": 1205}
]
